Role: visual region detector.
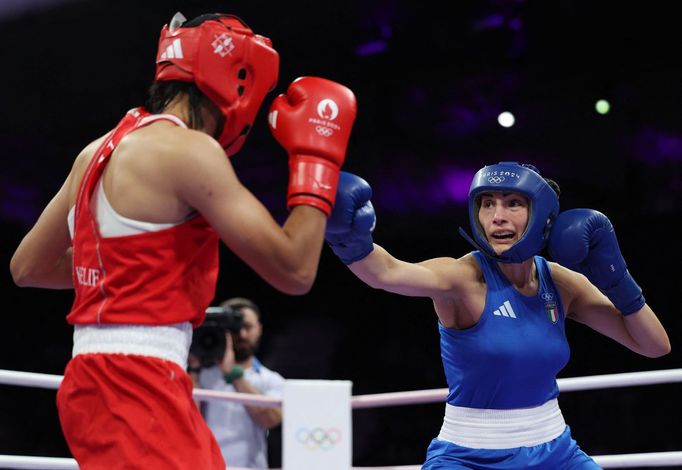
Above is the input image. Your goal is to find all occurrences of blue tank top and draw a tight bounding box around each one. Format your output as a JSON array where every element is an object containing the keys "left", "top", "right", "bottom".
[{"left": 439, "top": 251, "right": 570, "bottom": 409}]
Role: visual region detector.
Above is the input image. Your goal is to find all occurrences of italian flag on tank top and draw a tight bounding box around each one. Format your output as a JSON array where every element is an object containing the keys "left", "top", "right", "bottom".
[{"left": 546, "top": 303, "right": 559, "bottom": 323}]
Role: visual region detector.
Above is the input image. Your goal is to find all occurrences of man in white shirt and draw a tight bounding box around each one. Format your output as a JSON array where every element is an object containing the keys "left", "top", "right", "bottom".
[{"left": 191, "top": 298, "right": 284, "bottom": 469}]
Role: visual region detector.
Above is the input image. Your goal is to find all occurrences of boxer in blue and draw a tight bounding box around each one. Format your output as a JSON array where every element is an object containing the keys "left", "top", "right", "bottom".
[{"left": 325, "top": 163, "right": 670, "bottom": 469}]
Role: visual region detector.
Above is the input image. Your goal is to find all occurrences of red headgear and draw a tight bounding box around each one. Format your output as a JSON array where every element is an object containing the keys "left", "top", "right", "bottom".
[{"left": 154, "top": 13, "right": 279, "bottom": 156}]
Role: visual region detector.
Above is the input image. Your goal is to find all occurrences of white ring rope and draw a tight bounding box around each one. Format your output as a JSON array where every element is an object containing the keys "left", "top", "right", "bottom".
[
  {"left": 0, "top": 455, "right": 77, "bottom": 470},
  {"left": 1, "top": 368, "right": 681, "bottom": 469},
  {"left": 193, "top": 388, "right": 279, "bottom": 408},
  {"left": 3, "top": 368, "right": 681, "bottom": 408},
  {"left": 0, "top": 456, "right": 253, "bottom": 470},
  {"left": 353, "top": 368, "right": 682, "bottom": 408},
  {"left": 0, "top": 370, "right": 62, "bottom": 390},
  {"left": 2, "top": 452, "right": 682, "bottom": 469},
  {"left": 0, "top": 369, "right": 280, "bottom": 408}
]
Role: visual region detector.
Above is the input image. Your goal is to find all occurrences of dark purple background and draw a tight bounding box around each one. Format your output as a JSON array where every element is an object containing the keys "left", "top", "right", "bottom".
[{"left": 1, "top": 0, "right": 680, "bottom": 467}]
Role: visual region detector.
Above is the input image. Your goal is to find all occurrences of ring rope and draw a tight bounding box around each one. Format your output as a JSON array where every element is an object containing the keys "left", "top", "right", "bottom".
[
  {"left": 2, "top": 368, "right": 681, "bottom": 408},
  {"left": 2, "top": 452, "right": 682, "bottom": 469},
  {"left": 352, "top": 368, "right": 682, "bottom": 408},
  {"left": 1, "top": 368, "right": 681, "bottom": 469}
]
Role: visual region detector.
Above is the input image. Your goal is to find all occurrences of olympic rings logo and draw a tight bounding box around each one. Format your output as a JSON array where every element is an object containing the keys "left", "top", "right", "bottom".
[
  {"left": 541, "top": 292, "right": 554, "bottom": 301},
  {"left": 488, "top": 176, "right": 505, "bottom": 184},
  {"left": 315, "top": 125, "right": 334, "bottom": 137},
  {"left": 295, "top": 427, "right": 342, "bottom": 450}
]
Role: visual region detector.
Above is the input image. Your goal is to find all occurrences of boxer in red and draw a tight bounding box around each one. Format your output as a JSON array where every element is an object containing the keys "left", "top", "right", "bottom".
[{"left": 10, "top": 12, "right": 357, "bottom": 470}]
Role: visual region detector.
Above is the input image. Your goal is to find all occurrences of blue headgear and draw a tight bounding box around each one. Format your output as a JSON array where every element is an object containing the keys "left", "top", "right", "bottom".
[{"left": 458, "top": 162, "right": 559, "bottom": 263}]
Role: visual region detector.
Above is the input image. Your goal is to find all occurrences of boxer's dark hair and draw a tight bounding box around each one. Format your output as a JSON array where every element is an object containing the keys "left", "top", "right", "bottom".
[
  {"left": 145, "top": 81, "right": 207, "bottom": 131},
  {"left": 146, "top": 14, "right": 237, "bottom": 130},
  {"left": 545, "top": 178, "right": 560, "bottom": 198}
]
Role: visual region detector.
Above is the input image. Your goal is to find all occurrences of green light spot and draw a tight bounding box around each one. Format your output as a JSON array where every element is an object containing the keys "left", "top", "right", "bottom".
[{"left": 595, "top": 99, "right": 610, "bottom": 115}]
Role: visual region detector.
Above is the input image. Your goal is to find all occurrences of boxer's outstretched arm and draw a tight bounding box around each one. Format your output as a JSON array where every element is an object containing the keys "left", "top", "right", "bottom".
[
  {"left": 349, "top": 244, "right": 462, "bottom": 299},
  {"left": 326, "top": 172, "right": 463, "bottom": 299}
]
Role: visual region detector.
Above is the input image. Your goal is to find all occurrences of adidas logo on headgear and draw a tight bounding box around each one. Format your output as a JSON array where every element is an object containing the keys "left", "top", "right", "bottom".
[{"left": 160, "top": 39, "right": 184, "bottom": 60}]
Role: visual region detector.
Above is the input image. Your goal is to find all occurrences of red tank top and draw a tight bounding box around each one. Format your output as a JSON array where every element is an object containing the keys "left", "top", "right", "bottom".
[{"left": 67, "top": 108, "right": 219, "bottom": 327}]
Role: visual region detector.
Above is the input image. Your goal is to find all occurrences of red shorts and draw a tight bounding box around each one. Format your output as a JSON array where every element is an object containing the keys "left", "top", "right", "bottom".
[{"left": 56, "top": 353, "right": 225, "bottom": 470}]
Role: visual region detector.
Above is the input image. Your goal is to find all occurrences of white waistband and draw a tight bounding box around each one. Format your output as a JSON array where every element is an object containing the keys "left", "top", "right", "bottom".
[
  {"left": 72, "top": 322, "right": 193, "bottom": 370},
  {"left": 437, "top": 399, "right": 566, "bottom": 449}
]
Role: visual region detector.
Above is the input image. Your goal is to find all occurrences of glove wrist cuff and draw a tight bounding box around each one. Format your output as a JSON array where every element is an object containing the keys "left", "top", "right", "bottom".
[
  {"left": 289, "top": 195, "right": 332, "bottom": 216},
  {"left": 287, "top": 156, "right": 341, "bottom": 215},
  {"left": 603, "top": 270, "right": 645, "bottom": 316},
  {"left": 328, "top": 238, "right": 374, "bottom": 265}
]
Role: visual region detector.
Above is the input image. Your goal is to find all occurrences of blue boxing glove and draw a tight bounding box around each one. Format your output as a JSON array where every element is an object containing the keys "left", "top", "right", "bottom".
[
  {"left": 548, "top": 208, "right": 645, "bottom": 315},
  {"left": 325, "top": 172, "right": 376, "bottom": 264}
]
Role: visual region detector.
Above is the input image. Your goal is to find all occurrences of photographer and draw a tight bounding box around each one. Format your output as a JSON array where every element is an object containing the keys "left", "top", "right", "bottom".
[{"left": 189, "top": 298, "right": 284, "bottom": 469}]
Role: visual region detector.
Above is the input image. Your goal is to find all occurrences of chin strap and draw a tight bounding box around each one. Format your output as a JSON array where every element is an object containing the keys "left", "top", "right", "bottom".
[{"left": 457, "top": 226, "right": 509, "bottom": 263}]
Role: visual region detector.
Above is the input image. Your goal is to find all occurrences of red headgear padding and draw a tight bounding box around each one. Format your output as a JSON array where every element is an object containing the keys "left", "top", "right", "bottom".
[{"left": 154, "top": 13, "right": 279, "bottom": 156}]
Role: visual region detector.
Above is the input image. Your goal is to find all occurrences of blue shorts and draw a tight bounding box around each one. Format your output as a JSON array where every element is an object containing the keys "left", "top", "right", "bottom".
[{"left": 422, "top": 426, "right": 600, "bottom": 469}]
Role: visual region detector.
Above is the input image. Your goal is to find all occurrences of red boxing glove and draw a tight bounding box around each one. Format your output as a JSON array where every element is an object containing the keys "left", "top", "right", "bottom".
[{"left": 268, "top": 76, "right": 357, "bottom": 216}]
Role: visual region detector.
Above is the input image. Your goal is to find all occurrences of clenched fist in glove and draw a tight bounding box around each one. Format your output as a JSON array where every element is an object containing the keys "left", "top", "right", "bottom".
[
  {"left": 325, "top": 172, "right": 376, "bottom": 264},
  {"left": 548, "top": 208, "right": 645, "bottom": 315},
  {"left": 268, "top": 76, "right": 357, "bottom": 216}
]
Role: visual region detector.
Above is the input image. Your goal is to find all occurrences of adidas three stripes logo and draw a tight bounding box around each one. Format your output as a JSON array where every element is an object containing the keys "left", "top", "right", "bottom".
[
  {"left": 160, "top": 39, "right": 184, "bottom": 60},
  {"left": 493, "top": 300, "right": 516, "bottom": 318}
]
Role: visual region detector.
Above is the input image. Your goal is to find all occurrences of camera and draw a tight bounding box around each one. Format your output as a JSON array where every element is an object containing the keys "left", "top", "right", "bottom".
[{"left": 190, "top": 306, "right": 244, "bottom": 368}]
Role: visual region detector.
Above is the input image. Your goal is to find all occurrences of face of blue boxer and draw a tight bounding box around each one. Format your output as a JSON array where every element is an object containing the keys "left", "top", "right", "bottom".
[
  {"left": 477, "top": 192, "right": 530, "bottom": 256},
  {"left": 464, "top": 162, "right": 559, "bottom": 263}
]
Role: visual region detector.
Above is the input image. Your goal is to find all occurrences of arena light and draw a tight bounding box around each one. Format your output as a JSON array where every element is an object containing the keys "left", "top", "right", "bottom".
[
  {"left": 497, "top": 111, "right": 516, "bottom": 128},
  {"left": 595, "top": 99, "right": 611, "bottom": 115}
]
